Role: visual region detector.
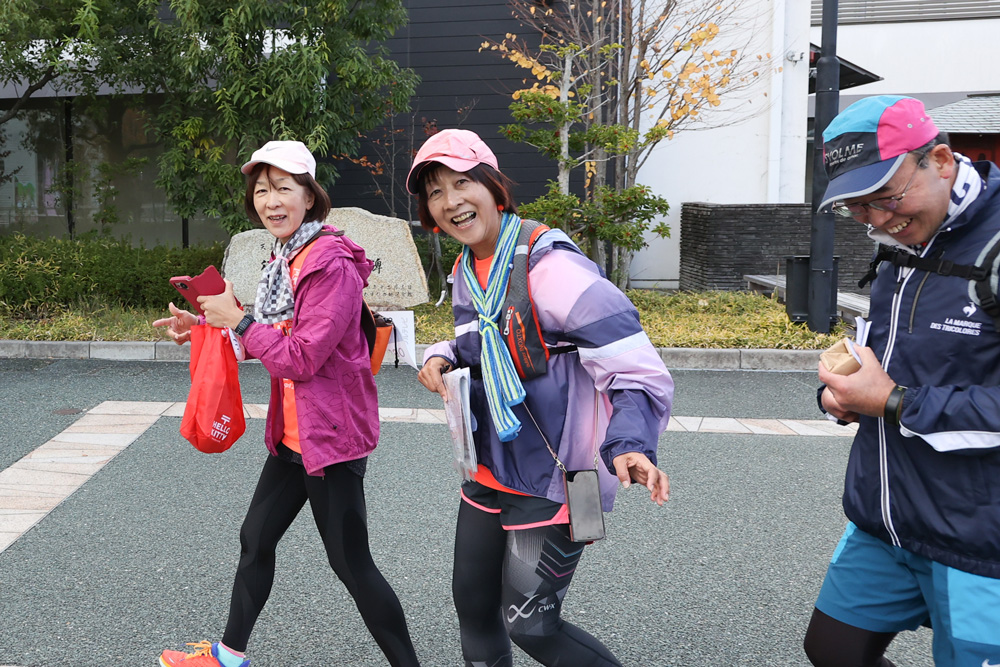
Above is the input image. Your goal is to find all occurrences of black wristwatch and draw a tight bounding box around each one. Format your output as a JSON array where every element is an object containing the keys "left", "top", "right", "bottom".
[
  {"left": 233, "top": 314, "right": 254, "bottom": 337},
  {"left": 884, "top": 385, "right": 907, "bottom": 426}
]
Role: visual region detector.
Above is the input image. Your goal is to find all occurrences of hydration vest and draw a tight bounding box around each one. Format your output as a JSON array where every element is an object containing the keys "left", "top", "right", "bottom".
[
  {"left": 858, "top": 235, "right": 1000, "bottom": 330},
  {"left": 460, "top": 219, "right": 577, "bottom": 381}
]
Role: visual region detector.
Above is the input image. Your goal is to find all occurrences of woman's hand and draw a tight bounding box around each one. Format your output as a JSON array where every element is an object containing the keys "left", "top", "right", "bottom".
[
  {"left": 198, "top": 280, "right": 245, "bottom": 330},
  {"left": 418, "top": 356, "right": 453, "bottom": 400},
  {"left": 612, "top": 452, "right": 670, "bottom": 506},
  {"left": 153, "top": 302, "right": 198, "bottom": 345}
]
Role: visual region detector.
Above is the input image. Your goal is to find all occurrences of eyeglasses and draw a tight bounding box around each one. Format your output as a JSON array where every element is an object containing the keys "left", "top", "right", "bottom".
[{"left": 831, "top": 161, "right": 922, "bottom": 219}]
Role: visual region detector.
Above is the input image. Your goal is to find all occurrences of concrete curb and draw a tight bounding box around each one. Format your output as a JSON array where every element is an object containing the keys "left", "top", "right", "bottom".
[{"left": 0, "top": 340, "right": 823, "bottom": 371}]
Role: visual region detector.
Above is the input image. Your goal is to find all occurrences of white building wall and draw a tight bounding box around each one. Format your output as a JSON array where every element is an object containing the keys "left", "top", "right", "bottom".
[
  {"left": 630, "top": 0, "right": 812, "bottom": 289},
  {"left": 811, "top": 18, "right": 1000, "bottom": 102}
]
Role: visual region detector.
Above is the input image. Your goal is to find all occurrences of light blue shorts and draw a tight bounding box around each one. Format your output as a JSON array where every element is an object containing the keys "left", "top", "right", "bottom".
[{"left": 815, "top": 522, "right": 1000, "bottom": 666}]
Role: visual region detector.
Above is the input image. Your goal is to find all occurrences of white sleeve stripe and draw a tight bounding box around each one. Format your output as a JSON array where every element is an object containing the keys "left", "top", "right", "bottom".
[
  {"left": 901, "top": 426, "right": 1000, "bottom": 452},
  {"left": 577, "top": 331, "right": 650, "bottom": 361},
  {"left": 455, "top": 320, "right": 478, "bottom": 337}
]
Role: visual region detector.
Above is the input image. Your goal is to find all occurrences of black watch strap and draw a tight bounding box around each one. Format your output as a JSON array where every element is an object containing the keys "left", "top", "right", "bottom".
[
  {"left": 233, "top": 314, "right": 254, "bottom": 337},
  {"left": 884, "top": 385, "right": 907, "bottom": 426}
]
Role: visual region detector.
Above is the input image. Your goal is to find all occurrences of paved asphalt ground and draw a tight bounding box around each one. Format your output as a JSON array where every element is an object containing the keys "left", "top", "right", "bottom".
[{"left": 0, "top": 359, "right": 934, "bottom": 666}]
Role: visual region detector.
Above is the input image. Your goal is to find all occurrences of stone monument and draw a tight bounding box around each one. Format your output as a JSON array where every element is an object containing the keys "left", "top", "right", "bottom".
[
  {"left": 326, "top": 207, "right": 428, "bottom": 309},
  {"left": 221, "top": 208, "right": 429, "bottom": 313},
  {"left": 221, "top": 229, "right": 273, "bottom": 315}
]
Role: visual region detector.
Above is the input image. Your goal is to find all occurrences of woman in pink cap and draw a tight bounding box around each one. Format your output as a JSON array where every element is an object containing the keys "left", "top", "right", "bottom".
[
  {"left": 154, "top": 141, "right": 420, "bottom": 667},
  {"left": 410, "top": 129, "right": 674, "bottom": 666}
]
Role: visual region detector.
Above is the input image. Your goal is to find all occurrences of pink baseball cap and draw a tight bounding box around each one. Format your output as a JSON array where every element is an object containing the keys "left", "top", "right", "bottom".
[
  {"left": 406, "top": 129, "right": 499, "bottom": 194},
  {"left": 241, "top": 140, "right": 317, "bottom": 178}
]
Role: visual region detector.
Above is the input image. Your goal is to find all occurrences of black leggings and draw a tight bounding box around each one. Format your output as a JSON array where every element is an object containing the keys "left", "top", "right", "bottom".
[
  {"left": 222, "top": 453, "right": 419, "bottom": 666},
  {"left": 452, "top": 500, "right": 622, "bottom": 667},
  {"left": 804, "top": 608, "right": 897, "bottom": 667}
]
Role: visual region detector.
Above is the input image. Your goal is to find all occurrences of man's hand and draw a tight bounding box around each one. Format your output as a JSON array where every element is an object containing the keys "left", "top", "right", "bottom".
[
  {"left": 818, "top": 345, "right": 896, "bottom": 418},
  {"left": 820, "top": 386, "right": 860, "bottom": 423},
  {"left": 612, "top": 452, "right": 670, "bottom": 506}
]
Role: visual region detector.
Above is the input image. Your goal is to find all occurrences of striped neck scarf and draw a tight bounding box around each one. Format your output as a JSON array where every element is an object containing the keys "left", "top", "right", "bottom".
[
  {"left": 461, "top": 212, "right": 525, "bottom": 442},
  {"left": 943, "top": 152, "right": 983, "bottom": 223}
]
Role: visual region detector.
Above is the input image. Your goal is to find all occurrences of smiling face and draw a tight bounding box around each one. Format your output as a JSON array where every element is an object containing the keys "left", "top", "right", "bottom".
[
  {"left": 253, "top": 166, "right": 315, "bottom": 242},
  {"left": 843, "top": 144, "right": 957, "bottom": 246},
  {"left": 424, "top": 165, "right": 503, "bottom": 259}
]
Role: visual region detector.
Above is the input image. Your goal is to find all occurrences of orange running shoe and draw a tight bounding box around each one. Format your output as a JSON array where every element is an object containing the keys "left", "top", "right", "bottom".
[{"left": 158, "top": 641, "right": 249, "bottom": 667}]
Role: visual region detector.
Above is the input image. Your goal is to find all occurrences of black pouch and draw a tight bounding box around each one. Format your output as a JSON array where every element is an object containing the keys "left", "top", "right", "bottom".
[{"left": 564, "top": 469, "right": 606, "bottom": 542}]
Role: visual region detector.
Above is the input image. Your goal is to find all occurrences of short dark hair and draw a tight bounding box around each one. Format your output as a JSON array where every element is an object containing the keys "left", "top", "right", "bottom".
[
  {"left": 244, "top": 163, "right": 331, "bottom": 227},
  {"left": 414, "top": 162, "right": 517, "bottom": 231},
  {"left": 911, "top": 132, "right": 951, "bottom": 168}
]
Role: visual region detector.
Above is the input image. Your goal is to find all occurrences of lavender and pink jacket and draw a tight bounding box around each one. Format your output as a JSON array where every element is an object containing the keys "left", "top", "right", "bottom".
[
  {"left": 240, "top": 225, "right": 379, "bottom": 476},
  {"left": 423, "top": 229, "right": 674, "bottom": 511}
]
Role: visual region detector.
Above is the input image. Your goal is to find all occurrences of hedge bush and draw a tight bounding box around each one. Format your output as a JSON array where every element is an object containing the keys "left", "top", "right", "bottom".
[{"left": 0, "top": 233, "right": 226, "bottom": 313}]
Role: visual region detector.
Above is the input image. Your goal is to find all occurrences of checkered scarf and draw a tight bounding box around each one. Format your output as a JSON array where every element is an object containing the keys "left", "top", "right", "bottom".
[
  {"left": 461, "top": 212, "right": 525, "bottom": 442},
  {"left": 254, "top": 221, "right": 324, "bottom": 324}
]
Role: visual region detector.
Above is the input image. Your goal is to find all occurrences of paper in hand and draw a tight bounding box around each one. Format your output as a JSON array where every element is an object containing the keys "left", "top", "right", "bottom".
[
  {"left": 820, "top": 338, "right": 862, "bottom": 375},
  {"left": 820, "top": 316, "right": 870, "bottom": 375},
  {"left": 442, "top": 367, "right": 477, "bottom": 481}
]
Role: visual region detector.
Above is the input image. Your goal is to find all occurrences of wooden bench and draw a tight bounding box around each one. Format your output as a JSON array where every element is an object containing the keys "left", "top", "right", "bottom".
[{"left": 744, "top": 274, "right": 870, "bottom": 320}]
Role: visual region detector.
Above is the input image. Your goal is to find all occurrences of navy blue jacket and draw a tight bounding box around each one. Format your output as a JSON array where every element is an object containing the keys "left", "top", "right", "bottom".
[{"left": 845, "top": 161, "right": 1000, "bottom": 578}]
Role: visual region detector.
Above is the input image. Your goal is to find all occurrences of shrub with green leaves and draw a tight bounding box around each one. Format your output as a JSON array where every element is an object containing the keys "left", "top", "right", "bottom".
[{"left": 0, "top": 233, "right": 225, "bottom": 314}]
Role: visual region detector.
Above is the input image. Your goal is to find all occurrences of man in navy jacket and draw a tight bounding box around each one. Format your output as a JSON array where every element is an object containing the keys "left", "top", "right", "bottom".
[{"left": 805, "top": 96, "right": 1000, "bottom": 666}]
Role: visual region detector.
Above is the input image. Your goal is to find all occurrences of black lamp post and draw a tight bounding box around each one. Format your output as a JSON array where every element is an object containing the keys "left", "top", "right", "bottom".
[{"left": 807, "top": 0, "right": 841, "bottom": 332}]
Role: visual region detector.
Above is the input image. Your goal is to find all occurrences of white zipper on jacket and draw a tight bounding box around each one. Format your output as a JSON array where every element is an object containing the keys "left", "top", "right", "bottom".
[
  {"left": 880, "top": 268, "right": 907, "bottom": 547},
  {"left": 878, "top": 237, "right": 937, "bottom": 546}
]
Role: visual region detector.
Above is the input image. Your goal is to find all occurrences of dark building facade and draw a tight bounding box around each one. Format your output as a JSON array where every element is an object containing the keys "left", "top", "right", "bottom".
[{"left": 325, "top": 0, "right": 562, "bottom": 222}]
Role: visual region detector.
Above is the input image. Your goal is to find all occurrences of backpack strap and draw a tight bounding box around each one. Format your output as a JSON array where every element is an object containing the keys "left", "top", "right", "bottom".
[
  {"left": 858, "top": 245, "right": 987, "bottom": 286},
  {"left": 974, "top": 234, "right": 1000, "bottom": 330},
  {"left": 859, "top": 237, "right": 1000, "bottom": 330},
  {"left": 500, "top": 219, "right": 578, "bottom": 381}
]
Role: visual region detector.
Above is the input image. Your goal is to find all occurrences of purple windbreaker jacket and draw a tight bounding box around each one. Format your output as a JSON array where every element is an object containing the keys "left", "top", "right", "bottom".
[{"left": 241, "top": 225, "right": 379, "bottom": 476}]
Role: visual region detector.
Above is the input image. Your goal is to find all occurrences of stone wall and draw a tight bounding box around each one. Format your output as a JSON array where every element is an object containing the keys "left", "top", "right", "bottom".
[{"left": 678, "top": 202, "right": 875, "bottom": 293}]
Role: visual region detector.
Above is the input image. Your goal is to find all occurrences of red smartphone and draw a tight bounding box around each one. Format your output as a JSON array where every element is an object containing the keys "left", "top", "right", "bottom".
[{"left": 170, "top": 265, "right": 230, "bottom": 316}]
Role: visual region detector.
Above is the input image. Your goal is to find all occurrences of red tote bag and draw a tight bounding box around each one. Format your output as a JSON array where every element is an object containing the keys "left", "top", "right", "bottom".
[{"left": 180, "top": 324, "right": 246, "bottom": 453}]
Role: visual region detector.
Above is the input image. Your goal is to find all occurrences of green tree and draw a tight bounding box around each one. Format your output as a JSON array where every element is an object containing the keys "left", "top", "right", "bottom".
[
  {"left": 129, "top": 0, "right": 418, "bottom": 234},
  {"left": 483, "top": 0, "right": 771, "bottom": 288},
  {"left": 0, "top": 0, "right": 142, "bottom": 193},
  {"left": 0, "top": 0, "right": 138, "bottom": 129}
]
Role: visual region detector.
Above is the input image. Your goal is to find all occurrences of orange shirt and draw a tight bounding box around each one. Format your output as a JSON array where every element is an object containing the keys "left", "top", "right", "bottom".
[{"left": 276, "top": 243, "right": 317, "bottom": 454}]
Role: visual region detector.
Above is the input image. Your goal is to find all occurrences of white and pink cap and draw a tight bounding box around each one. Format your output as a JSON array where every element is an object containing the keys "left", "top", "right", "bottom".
[
  {"left": 406, "top": 129, "right": 500, "bottom": 194},
  {"left": 241, "top": 140, "right": 317, "bottom": 179}
]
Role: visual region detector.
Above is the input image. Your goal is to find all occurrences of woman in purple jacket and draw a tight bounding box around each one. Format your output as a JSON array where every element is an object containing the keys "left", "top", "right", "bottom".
[
  {"left": 154, "top": 141, "right": 419, "bottom": 667},
  {"left": 410, "top": 130, "right": 674, "bottom": 667}
]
